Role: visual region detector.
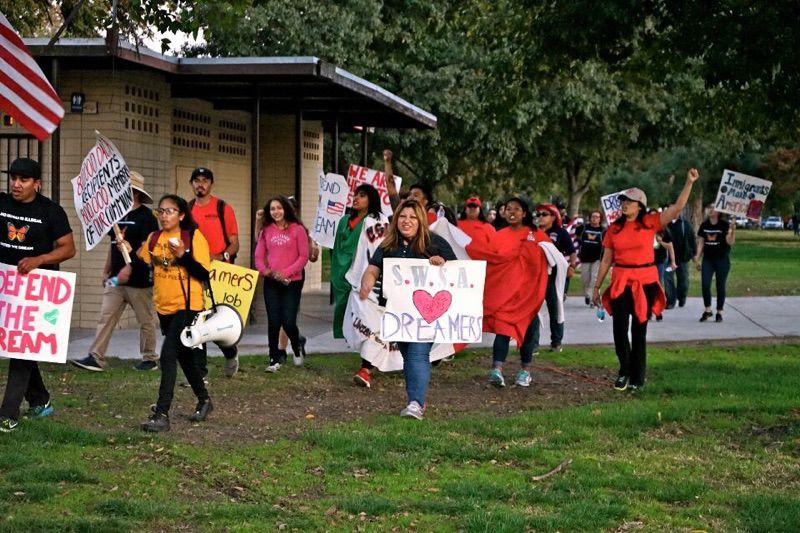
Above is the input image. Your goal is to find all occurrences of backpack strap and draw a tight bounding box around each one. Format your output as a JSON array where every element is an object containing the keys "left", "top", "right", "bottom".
[
  {"left": 217, "top": 198, "right": 231, "bottom": 249},
  {"left": 147, "top": 230, "right": 162, "bottom": 254}
]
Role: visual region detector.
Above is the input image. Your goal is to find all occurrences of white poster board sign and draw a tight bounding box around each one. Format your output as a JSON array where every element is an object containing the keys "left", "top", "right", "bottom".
[
  {"left": 600, "top": 190, "right": 625, "bottom": 223},
  {"left": 71, "top": 132, "right": 133, "bottom": 250},
  {"left": 311, "top": 172, "right": 349, "bottom": 249},
  {"left": 714, "top": 169, "right": 772, "bottom": 220},
  {"left": 0, "top": 264, "right": 76, "bottom": 363},
  {"left": 380, "top": 258, "right": 486, "bottom": 343},
  {"left": 346, "top": 164, "right": 402, "bottom": 218}
]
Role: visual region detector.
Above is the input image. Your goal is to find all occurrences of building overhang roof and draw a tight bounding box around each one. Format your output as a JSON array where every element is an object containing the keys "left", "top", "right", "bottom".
[{"left": 25, "top": 38, "right": 437, "bottom": 130}]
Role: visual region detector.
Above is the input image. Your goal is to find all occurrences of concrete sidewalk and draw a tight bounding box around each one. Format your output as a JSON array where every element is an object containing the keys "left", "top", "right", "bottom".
[{"left": 67, "top": 290, "right": 800, "bottom": 362}]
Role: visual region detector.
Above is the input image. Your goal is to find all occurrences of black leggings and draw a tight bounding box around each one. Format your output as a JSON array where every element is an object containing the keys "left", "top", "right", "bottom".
[
  {"left": 156, "top": 311, "right": 209, "bottom": 414},
  {"left": 0, "top": 359, "right": 49, "bottom": 421},
  {"left": 610, "top": 283, "right": 659, "bottom": 387},
  {"left": 264, "top": 279, "right": 303, "bottom": 361},
  {"left": 701, "top": 255, "right": 730, "bottom": 310}
]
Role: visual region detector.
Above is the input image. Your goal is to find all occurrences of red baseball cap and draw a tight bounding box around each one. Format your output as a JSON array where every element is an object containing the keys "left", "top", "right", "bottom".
[{"left": 465, "top": 196, "right": 482, "bottom": 207}]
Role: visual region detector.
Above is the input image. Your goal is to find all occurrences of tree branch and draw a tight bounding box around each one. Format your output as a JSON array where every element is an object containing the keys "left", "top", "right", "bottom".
[{"left": 531, "top": 458, "right": 572, "bottom": 482}]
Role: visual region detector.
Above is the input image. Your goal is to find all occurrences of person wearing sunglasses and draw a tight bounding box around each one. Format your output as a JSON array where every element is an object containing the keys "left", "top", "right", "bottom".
[
  {"left": 457, "top": 196, "right": 495, "bottom": 246},
  {"left": 531, "top": 203, "right": 576, "bottom": 352},
  {"left": 593, "top": 169, "right": 700, "bottom": 392}
]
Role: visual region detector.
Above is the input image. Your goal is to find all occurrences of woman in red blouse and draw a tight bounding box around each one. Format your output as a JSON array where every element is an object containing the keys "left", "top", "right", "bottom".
[{"left": 592, "top": 169, "right": 700, "bottom": 391}]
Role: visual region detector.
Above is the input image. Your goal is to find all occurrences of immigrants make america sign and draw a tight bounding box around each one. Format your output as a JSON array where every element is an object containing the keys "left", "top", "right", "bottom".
[
  {"left": 0, "top": 264, "right": 76, "bottom": 363},
  {"left": 380, "top": 259, "right": 486, "bottom": 343},
  {"left": 714, "top": 169, "right": 773, "bottom": 220},
  {"left": 71, "top": 132, "right": 133, "bottom": 250}
]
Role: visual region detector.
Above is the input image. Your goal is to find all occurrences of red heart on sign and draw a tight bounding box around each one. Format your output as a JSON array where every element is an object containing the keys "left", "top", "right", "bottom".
[{"left": 412, "top": 290, "right": 452, "bottom": 323}]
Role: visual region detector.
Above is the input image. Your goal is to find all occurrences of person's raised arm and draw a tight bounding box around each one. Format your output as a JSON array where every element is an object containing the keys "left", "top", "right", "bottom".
[
  {"left": 384, "top": 149, "right": 400, "bottom": 211},
  {"left": 661, "top": 168, "right": 700, "bottom": 226}
]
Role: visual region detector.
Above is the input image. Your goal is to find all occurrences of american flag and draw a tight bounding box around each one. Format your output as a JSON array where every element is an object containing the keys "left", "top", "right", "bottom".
[
  {"left": 326, "top": 199, "right": 345, "bottom": 216},
  {"left": 0, "top": 10, "right": 64, "bottom": 141}
]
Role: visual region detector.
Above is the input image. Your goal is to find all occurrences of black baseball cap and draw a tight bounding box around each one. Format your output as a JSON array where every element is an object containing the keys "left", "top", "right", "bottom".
[
  {"left": 2, "top": 158, "right": 41, "bottom": 180},
  {"left": 190, "top": 167, "right": 214, "bottom": 181}
]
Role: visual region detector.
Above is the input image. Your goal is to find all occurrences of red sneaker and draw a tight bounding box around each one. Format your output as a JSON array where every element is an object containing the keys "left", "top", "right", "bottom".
[{"left": 353, "top": 368, "right": 371, "bottom": 388}]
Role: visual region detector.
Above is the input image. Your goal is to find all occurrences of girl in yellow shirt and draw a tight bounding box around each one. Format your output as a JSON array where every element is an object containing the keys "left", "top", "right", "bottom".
[{"left": 121, "top": 194, "right": 213, "bottom": 432}]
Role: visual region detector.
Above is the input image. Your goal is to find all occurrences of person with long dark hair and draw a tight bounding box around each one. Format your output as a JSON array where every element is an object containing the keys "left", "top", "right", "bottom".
[
  {"left": 694, "top": 205, "right": 735, "bottom": 322},
  {"left": 593, "top": 169, "right": 700, "bottom": 392},
  {"left": 358, "top": 199, "right": 456, "bottom": 419},
  {"left": 255, "top": 195, "right": 309, "bottom": 372},
  {"left": 471, "top": 197, "right": 550, "bottom": 388},
  {"left": 129, "top": 194, "right": 213, "bottom": 432}
]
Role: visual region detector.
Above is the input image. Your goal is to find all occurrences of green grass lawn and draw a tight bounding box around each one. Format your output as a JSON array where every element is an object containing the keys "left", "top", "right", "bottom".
[
  {"left": 572, "top": 229, "right": 800, "bottom": 297},
  {"left": 1, "top": 344, "right": 799, "bottom": 531}
]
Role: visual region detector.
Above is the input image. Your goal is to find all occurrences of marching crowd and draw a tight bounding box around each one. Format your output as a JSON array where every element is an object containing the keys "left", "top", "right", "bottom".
[{"left": 0, "top": 152, "right": 736, "bottom": 433}]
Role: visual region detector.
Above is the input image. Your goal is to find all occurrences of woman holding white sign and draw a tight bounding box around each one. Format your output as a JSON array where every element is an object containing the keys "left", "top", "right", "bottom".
[
  {"left": 358, "top": 199, "right": 456, "bottom": 420},
  {"left": 593, "top": 169, "right": 700, "bottom": 392},
  {"left": 694, "top": 206, "right": 735, "bottom": 322}
]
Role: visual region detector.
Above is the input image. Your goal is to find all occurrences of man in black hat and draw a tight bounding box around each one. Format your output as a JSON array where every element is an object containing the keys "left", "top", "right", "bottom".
[{"left": 0, "top": 158, "right": 75, "bottom": 432}]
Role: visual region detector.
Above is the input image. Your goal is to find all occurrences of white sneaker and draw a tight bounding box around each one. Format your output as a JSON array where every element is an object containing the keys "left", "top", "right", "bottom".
[
  {"left": 400, "top": 401, "right": 425, "bottom": 420},
  {"left": 293, "top": 354, "right": 304, "bottom": 367},
  {"left": 515, "top": 370, "right": 532, "bottom": 387},
  {"left": 489, "top": 368, "right": 506, "bottom": 388},
  {"left": 266, "top": 362, "right": 281, "bottom": 373}
]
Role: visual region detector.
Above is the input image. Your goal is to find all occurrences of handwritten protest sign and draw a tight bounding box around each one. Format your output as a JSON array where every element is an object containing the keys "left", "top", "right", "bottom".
[
  {"left": 311, "top": 172, "right": 349, "bottom": 249},
  {"left": 346, "top": 164, "right": 402, "bottom": 218},
  {"left": 380, "top": 259, "right": 486, "bottom": 343},
  {"left": 600, "top": 190, "right": 625, "bottom": 223},
  {"left": 206, "top": 260, "right": 258, "bottom": 324},
  {"left": 71, "top": 132, "right": 133, "bottom": 250},
  {"left": 714, "top": 169, "right": 773, "bottom": 220},
  {"left": 0, "top": 264, "right": 76, "bottom": 363}
]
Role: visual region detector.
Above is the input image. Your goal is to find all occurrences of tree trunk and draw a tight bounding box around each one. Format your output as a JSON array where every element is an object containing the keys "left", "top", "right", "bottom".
[{"left": 565, "top": 160, "right": 592, "bottom": 218}]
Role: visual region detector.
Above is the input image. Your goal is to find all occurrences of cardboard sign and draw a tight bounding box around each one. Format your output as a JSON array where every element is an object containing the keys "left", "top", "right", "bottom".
[
  {"left": 346, "top": 164, "right": 402, "bottom": 218},
  {"left": 380, "top": 259, "right": 486, "bottom": 343},
  {"left": 311, "top": 172, "right": 349, "bottom": 249},
  {"left": 600, "top": 190, "right": 625, "bottom": 223},
  {"left": 71, "top": 132, "right": 133, "bottom": 250},
  {"left": 0, "top": 264, "right": 76, "bottom": 363},
  {"left": 206, "top": 260, "right": 258, "bottom": 324},
  {"left": 714, "top": 169, "right": 772, "bottom": 220}
]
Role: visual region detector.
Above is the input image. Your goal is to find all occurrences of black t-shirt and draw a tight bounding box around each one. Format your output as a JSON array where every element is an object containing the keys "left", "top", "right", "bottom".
[
  {"left": 108, "top": 205, "right": 159, "bottom": 287},
  {"left": 577, "top": 224, "right": 604, "bottom": 262},
  {"left": 654, "top": 228, "right": 672, "bottom": 264},
  {"left": 546, "top": 225, "right": 576, "bottom": 257},
  {"left": 0, "top": 193, "right": 71, "bottom": 269},
  {"left": 698, "top": 220, "right": 730, "bottom": 259}
]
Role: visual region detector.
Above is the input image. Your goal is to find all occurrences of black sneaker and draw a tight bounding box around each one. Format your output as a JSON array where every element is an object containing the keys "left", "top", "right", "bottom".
[
  {"left": 584, "top": 297, "right": 591, "bottom": 306},
  {"left": 188, "top": 399, "right": 213, "bottom": 422},
  {"left": 699, "top": 311, "right": 713, "bottom": 322},
  {"left": 678, "top": 300, "right": 686, "bottom": 308},
  {"left": 614, "top": 375, "right": 629, "bottom": 391},
  {"left": 628, "top": 383, "right": 644, "bottom": 393},
  {"left": 550, "top": 344, "right": 562, "bottom": 353},
  {"left": 134, "top": 360, "right": 158, "bottom": 371},
  {"left": 0, "top": 417, "right": 19, "bottom": 432},
  {"left": 141, "top": 412, "right": 170, "bottom": 432},
  {"left": 71, "top": 355, "right": 103, "bottom": 372},
  {"left": 715, "top": 313, "right": 723, "bottom": 323}
]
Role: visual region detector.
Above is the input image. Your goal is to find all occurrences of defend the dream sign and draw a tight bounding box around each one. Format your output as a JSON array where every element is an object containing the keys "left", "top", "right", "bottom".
[
  {"left": 600, "top": 190, "right": 625, "bottom": 223},
  {"left": 380, "top": 258, "right": 486, "bottom": 343},
  {"left": 0, "top": 264, "right": 76, "bottom": 363},
  {"left": 71, "top": 132, "right": 133, "bottom": 250},
  {"left": 311, "top": 172, "right": 349, "bottom": 249},
  {"left": 714, "top": 169, "right": 773, "bottom": 220}
]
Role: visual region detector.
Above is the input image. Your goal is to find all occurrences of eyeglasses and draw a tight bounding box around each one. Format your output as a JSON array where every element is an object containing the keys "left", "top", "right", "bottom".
[
  {"left": 536, "top": 212, "right": 552, "bottom": 217},
  {"left": 154, "top": 207, "right": 180, "bottom": 216}
]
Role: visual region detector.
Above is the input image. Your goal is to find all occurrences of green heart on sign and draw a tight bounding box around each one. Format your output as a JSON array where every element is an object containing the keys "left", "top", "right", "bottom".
[{"left": 43, "top": 309, "right": 59, "bottom": 325}]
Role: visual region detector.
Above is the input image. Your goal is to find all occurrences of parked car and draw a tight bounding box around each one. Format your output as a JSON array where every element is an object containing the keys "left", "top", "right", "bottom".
[
  {"left": 762, "top": 216, "right": 784, "bottom": 230},
  {"left": 735, "top": 217, "right": 748, "bottom": 228}
]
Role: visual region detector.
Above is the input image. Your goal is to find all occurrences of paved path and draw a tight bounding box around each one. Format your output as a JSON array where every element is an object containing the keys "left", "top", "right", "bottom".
[{"left": 66, "top": 289, "right": 800, "bottom": 362}]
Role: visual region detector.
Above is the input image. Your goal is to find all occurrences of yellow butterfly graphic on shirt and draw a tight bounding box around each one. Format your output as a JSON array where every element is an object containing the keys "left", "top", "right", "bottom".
[{"left": 7, "top": 223, "right": 30, "bottom": 242}]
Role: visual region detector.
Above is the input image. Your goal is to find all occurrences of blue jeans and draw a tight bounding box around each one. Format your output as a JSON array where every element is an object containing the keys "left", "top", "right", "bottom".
[
  {"left": 665, "top": 261, "right": 690, "bottom": 306},
  {"left": 701, "top": 255, "right": 731, "bottom": 310},
  {"left": 398, "top": 342, "right": 433, "bottom": 406},
  {"left": 492, "top": 318, "right": 538, "bottom": 366},
  {"left": 656, "top": 258, "right": 667, "bottom": 288},
  {"left": 530, "top": 272, "right": 564, "bottom": 348}
]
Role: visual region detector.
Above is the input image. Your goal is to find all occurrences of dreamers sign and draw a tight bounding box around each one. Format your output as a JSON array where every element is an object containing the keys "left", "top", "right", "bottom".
[
  {"left": 0, "top": 264, "right": 76, "bottom": 363},
  {"left": 380, "top": 259, "right": 486, "bottom": 343}
]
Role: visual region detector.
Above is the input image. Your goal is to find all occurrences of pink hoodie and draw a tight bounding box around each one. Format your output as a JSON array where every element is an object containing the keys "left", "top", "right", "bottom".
[{"left": 255, "top": 223, "right": 309, "bottom": 281}]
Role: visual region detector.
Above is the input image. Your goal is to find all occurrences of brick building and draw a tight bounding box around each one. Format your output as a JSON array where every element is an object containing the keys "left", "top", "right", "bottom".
[{"left": 0, "top": 38, "right": 436, "bottom": 329}]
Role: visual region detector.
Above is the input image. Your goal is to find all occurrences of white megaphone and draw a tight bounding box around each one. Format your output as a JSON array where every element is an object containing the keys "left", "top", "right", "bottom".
[{"left": 180, "top": 304, "right": 243, "bottom": 348}]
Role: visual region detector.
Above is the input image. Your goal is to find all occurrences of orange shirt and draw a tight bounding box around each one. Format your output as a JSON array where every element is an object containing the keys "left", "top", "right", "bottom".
[
  {"left": 191, "top": 196, "right": 238, "bottom": 255},
  {"left": 601, "top": 213, "right": 665, "bottom": 322}
]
